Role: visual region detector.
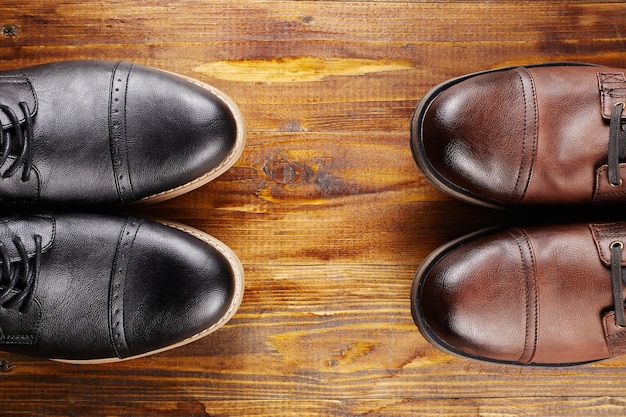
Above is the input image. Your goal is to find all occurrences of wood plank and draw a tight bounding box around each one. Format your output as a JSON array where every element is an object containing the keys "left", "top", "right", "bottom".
[
  {"left": 1, "top": 1, "right": 626, "bottom": 416},
  {"left": 136, "top": 130, "right": 512, "bottom": 266},
  {"left": 3, "top": 263, "right": 626, "bottom": 403},
  {"left": 4, "top": 397, "right": 626, "bottom": 417},
  {"left": 3, "top": 2, "right": 625, "bottom": 134}
]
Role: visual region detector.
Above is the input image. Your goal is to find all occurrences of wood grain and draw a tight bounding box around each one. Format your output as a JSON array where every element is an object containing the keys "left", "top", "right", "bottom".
[{"left": 1, "top": 1, "right": 626, "bottom": 416}]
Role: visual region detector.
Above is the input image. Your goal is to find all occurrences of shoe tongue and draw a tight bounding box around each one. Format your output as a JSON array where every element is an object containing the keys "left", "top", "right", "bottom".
[
  {"left": 0, "top": 214, "right": 54, "bottom": 262},
  {"left": 0, "top": 76, "right": 38, "bottom": 129}
]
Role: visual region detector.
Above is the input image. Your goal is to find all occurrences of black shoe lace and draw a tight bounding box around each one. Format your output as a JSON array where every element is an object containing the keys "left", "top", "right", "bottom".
[
  {"left": 0, "top": 235, "right": 41, "bottom": 313},
  {"left": 608, "top": 102, "right": 626, "bottom": 187},
  {"left": 0, "top": 102, "right": 34, "bottom": 182}
]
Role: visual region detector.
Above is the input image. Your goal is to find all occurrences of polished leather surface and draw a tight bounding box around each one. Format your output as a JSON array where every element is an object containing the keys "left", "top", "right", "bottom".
[
  {"left": 0, "top": 60, "right": 241, "bottom": 205},
  {"left": 412, "top": 222, "right": 626, "bottom": 366},
  {"left": 412, "top": 63, "right": 626, "bottom": 207},
  {"left": 0, "top": 213, "right": 240, "bottom": 362}
]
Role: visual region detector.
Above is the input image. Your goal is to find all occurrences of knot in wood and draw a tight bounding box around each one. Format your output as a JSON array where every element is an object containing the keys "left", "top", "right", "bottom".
[
  {"left": 2, "top": 25, "right": 18, "bottom": 38},
  {"left": 267, "top": 161, "right": 301, "bottom": 184},
  {"left": 0, "top": 360, "right": 13, "bottom": 372}
]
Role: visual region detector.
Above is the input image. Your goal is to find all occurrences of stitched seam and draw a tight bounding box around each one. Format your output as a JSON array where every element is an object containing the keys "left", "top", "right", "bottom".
[
  {"left": 595, "top": 166, "right": 626, "bottom": 200},
  {"left": 109, "top": 62, "right": 122, "bottom": 200},
  {"left": 108, "top": 219, "right": 126, "bottom": 358},
  {"left": 0, "top": 77, "right": 37, "bottom": 111},
  {"left": 0, "top": 335, "right": 35, "bottom": 344},
  {"left": 23, "top": 77, "right": 37, "bottom": 115},
  {"left": 512, "top": 68, "right": 538, "bottom": 203},
  {"left": 0, "top": 78, "right": 37, "bottom": 132},
  {"left": 592, "top": 223, "right": 626, "bottom": 238},
  {"left": 513, "top": 228, "right": 538, "bottom": 364},
  {"left": 122, "top": 63, "right": 133, "bottom": 199},
  {"left": 0, "top": 78, "right": 29, "bottom": 84},
  {"left": 511, "top": 71, "right": 528, "bottom": 202},
  {"left": 0, "top": 298, "right": 42, "bottom": 347},
  {"left": 590, "top": 223, "right": 626, "bottom": 267},
  {"left": 109, "top": 62, "right": 136, "bottom": 203},
  {"left": 606, "top": 87, "right": 626, "bottom": 98},
  {"left": 599, "top": 73, "right": 626, "bottom": 118},
  {"left": 604, "top": 313, "right": 626, "bottom": 356},
  {"left": 523, "top": 70, "right": 538, "bottom": 200},
  {"left": 108, "top": 217, "right": 141, "bottom": 358},
  {"left": 526, "top": 231, "right": 539, "bottom": 365}
]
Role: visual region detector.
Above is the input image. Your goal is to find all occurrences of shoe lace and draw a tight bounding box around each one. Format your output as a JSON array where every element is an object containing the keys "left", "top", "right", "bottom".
[
  {"left": 607, "top": 102, "right": 626, "bottom": 187},
  {"left": 610, "top": 240, "right": 626, "bottom": 327},
  {"left": 0, "top": 235, "right": 41, "bottom": 313},
  {"left": 0, "top": 101, "right": 34, "bottom": 182}
]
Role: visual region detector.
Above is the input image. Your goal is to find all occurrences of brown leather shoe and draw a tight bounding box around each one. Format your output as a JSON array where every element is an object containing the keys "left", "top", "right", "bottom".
[
  {"left": 411, "top": 63, "right": 626, "bottom": 208},
  {"left": 412, "top": 222, "right": 626, "bottom": 366}
]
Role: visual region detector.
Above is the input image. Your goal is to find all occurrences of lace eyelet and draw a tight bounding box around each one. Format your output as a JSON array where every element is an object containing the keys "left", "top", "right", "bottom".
[
  {"left": 611, "top": 241, "right": 624, "bottom": 250},
  {"left": 611, "top": 179, "right": 624, "bottom": 187}
]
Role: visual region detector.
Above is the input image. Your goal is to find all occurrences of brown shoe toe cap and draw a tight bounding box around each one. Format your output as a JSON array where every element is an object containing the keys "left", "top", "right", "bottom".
[{"left": 416, "top": 68, "right": 537, "bottom": 206}]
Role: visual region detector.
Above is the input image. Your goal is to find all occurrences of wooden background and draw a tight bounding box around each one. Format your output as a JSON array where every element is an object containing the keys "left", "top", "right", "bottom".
[{"left": 1, "top": 1, "right": 626, "bottom": 416}]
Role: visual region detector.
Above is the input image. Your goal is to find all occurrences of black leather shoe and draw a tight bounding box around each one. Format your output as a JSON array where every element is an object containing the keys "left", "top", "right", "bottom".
[
  {"left": 0, "top": 60, "right": 245, "bottom": 205},
  {"left": 0, "top": 212, "right": 244, "bottom": 363}
]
